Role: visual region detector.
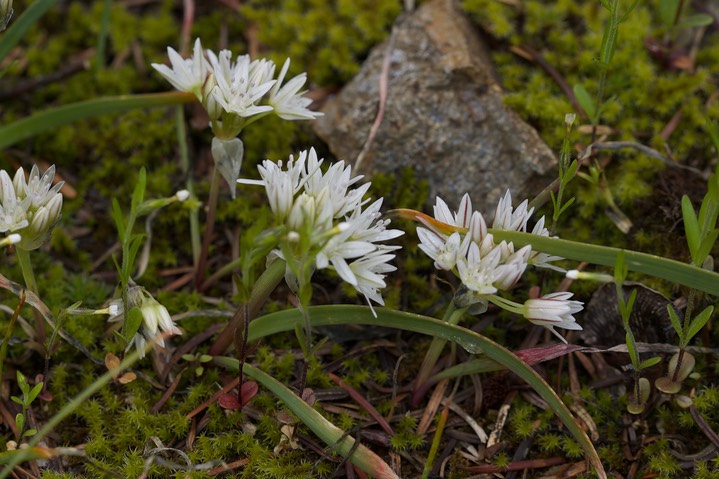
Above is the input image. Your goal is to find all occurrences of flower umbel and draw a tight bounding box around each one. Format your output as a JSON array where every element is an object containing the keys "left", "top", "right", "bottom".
[
  {"left": 0, "top": 165, "right": 63, "bottom": 250},
  {"left": 241, "top": 148, "right": 402, "bottom": 313},
  {"left": 109, "top": 285, "right": 182, "bottom": 358},
  {"left": 413, "top": 191, "right": 581, "bottom": 340}
]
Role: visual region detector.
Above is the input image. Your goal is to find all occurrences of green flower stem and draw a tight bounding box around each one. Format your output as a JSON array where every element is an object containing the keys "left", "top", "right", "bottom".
[
  {"left": 214, "top": 357, "right": 400, "bottom": 479},
  {"left": 208, "top": 258, "right": 286, "bottom": 356},
  {"left": 195, "top": 167, "right": 221, "bottom": 289},
  {"left": 414, "top": 303, "right": 463, "bottom": 392},
  {"left": 175, "top": 106, "right": 200, "bottom": 265},
  {"left": 489, "top": 229, "right": 719, "bottom": 296},
  {"left": 15, "top": 248, "right": 44, "bottom": 342},
  {"left": 0, "top": 92, "right": 195, "bottom": 150},
  {"left": 0, "top": 347, "right": 144, "bottom": 478},
  {"left": 246, "top": 305, "right": 606, "bottom": 479}
]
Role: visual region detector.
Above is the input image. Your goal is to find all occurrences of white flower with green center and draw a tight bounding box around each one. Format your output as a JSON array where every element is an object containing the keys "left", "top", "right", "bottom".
[
  {"left": 523, "top": 292, "right": 583, "bottom": 342},
  {"left": 241, "top": 148, "right": 402, "bottom": 311},
  {"left": 209, "top": 52, "right": 276, "bottom": 118}
]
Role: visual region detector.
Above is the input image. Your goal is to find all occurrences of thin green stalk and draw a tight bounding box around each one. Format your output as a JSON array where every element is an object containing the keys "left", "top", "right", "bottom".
[
  {"left": 0, "top": 347, "right": 145, "bottom": 477},
  {"left": 0, "top": 92, "right": 195, "bottom": 150},
  {"left": 208, "top": 258, "right": 286, "bottom": 356},
  {"left": 421, "top": 400, "right": 450, "bottom": 479},
  {"left": 95, "top": 0, "right": 111, "bottom": 71},
  {"left": 414, "top": 303, "right": 462, "bottom": 389},
  {"left": 246, "top": 305, "right": 606, "bottom": 479},
  {"left": 215, "top": 358, "right": 399, "bottom": 479},
  {"left": 15, "top": 248, "right": 44, "bottom": 342},
  {"left": 196, "top": 167, "right": 221, "bottom": 288},
  {"left": 175, "top": 106, "right": 200, "bottom": 265}
]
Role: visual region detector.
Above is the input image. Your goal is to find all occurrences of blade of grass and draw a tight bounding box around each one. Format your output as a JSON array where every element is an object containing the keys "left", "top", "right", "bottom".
[
  {"left": 487, "top": 229, "right": 719, "bottom": 296},
  {"left": 0, "top": 92, "right": 195, "bottom": 150},
  {"left": 0, "top": 0, "right": 58, "bottom": 63},
  {"left": 246, "top": 305, "right": 607, "bottom": 479},
  {"left": 213, "top": 358, "right": 400, "bottom": 479}
]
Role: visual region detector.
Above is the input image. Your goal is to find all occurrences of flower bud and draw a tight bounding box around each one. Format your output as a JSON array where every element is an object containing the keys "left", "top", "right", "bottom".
[{"left": 0, "top": 0, "right": 13, "bottom": 31}]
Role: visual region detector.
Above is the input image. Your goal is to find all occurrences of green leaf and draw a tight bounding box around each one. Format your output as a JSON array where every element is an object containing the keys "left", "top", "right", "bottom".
[
  {"left": 619, "top": 0, "right": 641, "bottom": 22},
  {"left": 215, "top": 357, "right": 400, "bottom": 479},
  {"left": 27, "top": 382, "right": 43, "bottom": 404},
  {"left": 0, "top": 92, "right": 194, "bottom": 150},
  {"left": 573, "top": 83, "right": 597, "bottom": 120},
  {"left": 696, "top": 230, "right": 719, "bottom": 267},
  {"left": 599, "top": 16, "right": 619, "bottom": 65},
  {"left": 658, "top": 0, "right": 680, "bottom": 28},
  {"left": 10, "top": 396, "right": 22, "bottom": 406},
  {"left": 14, "top": 413, "right": 24, "bottom": 432},
  {"left": 614, "top": 250, "right": 627, "bottom": 285},
  {"left": 246, "top": 305, "right": 607, "bottom": 479},
  {"left": 0, "top": 0, "right": 58, "bottom": 63},
  {"left": 22, "top": 428, "right": 37, "bottom": 438},
  {"left": 111, "top": 199, "right": 125, "bottom": 239},
  {"left": 558, "top": 197, "right": 576, "bottom": 216},
  {"left": 124, "top": 307, "right": 143, "bottom": 344},
  {"left": 481, "top": 230, "right": 719, "bottom": 296},
  {"left": 131, "top": 168, "right": 146, "bottom": 213},
  {"left": 705, "top": 117, "right": 719, "bottom": 155},
  {"left": 676, "top": 13, "right": 715, "bottom": 29},
  {"left": 682, "top": 195, "right": 701, "bottom": 262},
  {"left": 639, "top": 356, "right": 662, "bottom": 370},
  {"left": 686, "top": 306, "right": 714, "bottom": 343},
  {"left": 625, "top": 331, "right": 640, "bottom": 368},
  {"left": 667, "top": 304, "right": 684, "bottom": 341}
]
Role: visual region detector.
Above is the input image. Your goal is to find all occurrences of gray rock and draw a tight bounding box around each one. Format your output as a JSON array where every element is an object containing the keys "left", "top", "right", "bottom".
[{"left": 314, "top": 0, "right": 557, "bottom": 211}]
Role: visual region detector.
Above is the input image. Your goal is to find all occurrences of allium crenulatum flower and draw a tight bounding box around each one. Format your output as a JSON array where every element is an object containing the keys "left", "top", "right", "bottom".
[
  {"left": 241, "top": 148, "right": 403, "bottom": 313},
  {"left": 108, "top": 285, "right": 182, "bottom": 358},
  {"left": 415, "top": 191, "right": 582, "bottom": 341},
  {"left": 0, "top": 165, "right": 63, "bottom": 251},
  {"left": 151, "top": 38, "right": 322, "bottom": 135}
]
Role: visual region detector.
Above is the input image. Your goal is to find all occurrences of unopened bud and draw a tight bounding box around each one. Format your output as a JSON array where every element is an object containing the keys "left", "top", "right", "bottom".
[
  {"left": 565, "top": 270, "right": 613, "bottom": 283},
  {"left": 0, "top": 233, "right": 20, "bottom": 247},
  {"left": 0, "top": 0, "right": 13, "bottom": 32},
  {"left": 175, "top": 189, "right": 190, "bottom": 202}
]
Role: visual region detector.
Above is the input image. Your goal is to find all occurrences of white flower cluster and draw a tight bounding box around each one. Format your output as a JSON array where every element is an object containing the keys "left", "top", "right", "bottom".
[
  {"left": 417, "top": 191, "right": 581, "bottom": 341},
  {"left": 246, "top": 148, "right": 403, "bottom": 312},
  {"left": 109, "top": 285, "right": 181, "bottom": 358},
  {"left": 151, "top": 38, "right": 322, "bottom": 131},
  {"left": 0, "top": 165, "right": 63, "bottom": 251}
]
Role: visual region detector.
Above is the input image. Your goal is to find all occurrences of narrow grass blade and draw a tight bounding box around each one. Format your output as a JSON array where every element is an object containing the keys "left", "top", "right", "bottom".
[
  {"left": 247, "top": 305, "right": 607, "bottom": 479},
  {"left": 0, "top": 92, "right": 195, "bottom": 150},
  {"left": 0, "top": 0, "right": 58, "bottom": 63},
  {"left": 214, "top": 357, "right": 400, "bottom": 479},
  {"left": 488, "top": 229, "right": 719, "bottom": 296}
]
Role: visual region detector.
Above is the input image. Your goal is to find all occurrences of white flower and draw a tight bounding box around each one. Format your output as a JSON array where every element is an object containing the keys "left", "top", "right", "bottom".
[
  {"left": 209, "top": 52, "right": 276, "bottom": 118},
  {"left": 245, "top": 148, "right": 402, "bottom": 312},
  {"left": 268, "top": 58, "right": 323, "bottom": 120},
  {"left": 523, "top": 292, "right": 583, "bottom": 343},
  {"left": 151, "top": 38, "right": 208, "bottom": 99},
  {"left": 0, "top": 165, "right": 63, "bottom": 250},
  {"left": 108, "top": 287, "right": 182, "bottom": 358},
  {"left": 417, "top": 229, "right": 464, "bottom": 270},
  {"left": 527, "top": 216, "right": 565, "bottom": 271},
  {"left": 492, "top": 190, "right": 534, "bottom": 232},
  {"left": 456, "top": 242, "right": 504, "bottom": 295}
]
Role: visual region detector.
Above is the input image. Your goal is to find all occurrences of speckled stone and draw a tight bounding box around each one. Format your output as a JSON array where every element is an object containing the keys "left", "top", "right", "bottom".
[{"left": 314, "top": 0, "right": 557, "bottom": 211}]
